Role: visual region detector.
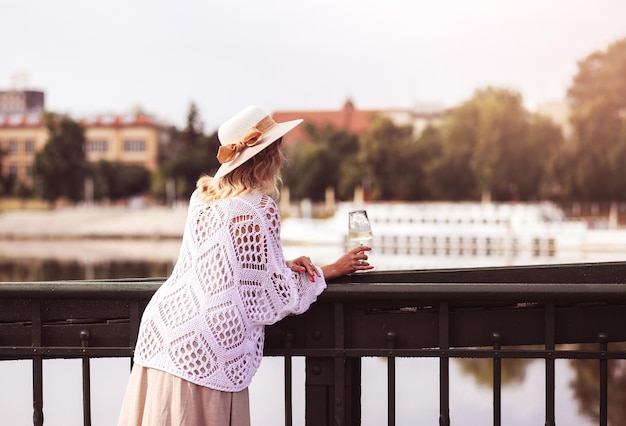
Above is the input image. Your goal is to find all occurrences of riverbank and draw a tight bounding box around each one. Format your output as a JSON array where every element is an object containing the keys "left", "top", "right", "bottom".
[
  {"left": 0, "top": 204, "right": 188, "bottom": 240},
  {"left": 0, "top": 204, "right": 190, "bottom": 263},
  {"left": 0, "top": 203, "right": 344, "bottom": 265}
]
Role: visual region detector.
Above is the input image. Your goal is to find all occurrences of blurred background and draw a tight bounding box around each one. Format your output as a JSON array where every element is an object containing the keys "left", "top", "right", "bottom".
[{"left": 2, "top": 0, "right": 626, "bottom": 425}]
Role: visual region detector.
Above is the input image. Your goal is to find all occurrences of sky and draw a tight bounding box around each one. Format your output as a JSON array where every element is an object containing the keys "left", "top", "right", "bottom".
[{"left": 2, "top": 0, "right": 626, "bottom": 132}]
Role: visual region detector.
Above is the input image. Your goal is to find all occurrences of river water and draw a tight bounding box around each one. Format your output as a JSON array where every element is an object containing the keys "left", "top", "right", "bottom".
[{"left": 0, "top": 236, "right": 623, "bottom": 425}]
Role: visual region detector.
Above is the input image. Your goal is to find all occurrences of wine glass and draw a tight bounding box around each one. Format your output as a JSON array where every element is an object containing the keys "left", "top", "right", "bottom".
[{"left": 348, "top": 209, "right": 373, "bottom": 246}]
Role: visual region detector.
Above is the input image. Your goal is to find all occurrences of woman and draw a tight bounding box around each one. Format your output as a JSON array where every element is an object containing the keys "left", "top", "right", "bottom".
[{"left": 118, "top": 105, "right": 373, "bottom": 425}]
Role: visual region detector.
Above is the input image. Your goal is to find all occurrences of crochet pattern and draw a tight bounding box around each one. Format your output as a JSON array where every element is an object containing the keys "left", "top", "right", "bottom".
[{"left": 134, "top": 190, "right": 326, "bottom": 391}]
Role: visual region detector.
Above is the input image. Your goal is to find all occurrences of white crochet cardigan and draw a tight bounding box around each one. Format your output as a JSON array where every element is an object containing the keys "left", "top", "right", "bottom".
[{"left": 133, "top": 190, "right": 327, "bottom": 391}]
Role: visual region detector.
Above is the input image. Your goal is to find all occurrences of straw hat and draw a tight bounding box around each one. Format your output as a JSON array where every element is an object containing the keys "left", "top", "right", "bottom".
[{"left": 213, "top": 105, "right": 303, "bottom": 179}]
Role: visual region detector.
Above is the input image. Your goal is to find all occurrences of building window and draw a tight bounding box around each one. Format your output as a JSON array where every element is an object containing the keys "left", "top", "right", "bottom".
[
  {"left": 86, "top": 139, "right": 109, "bottom": 153},
  {"left": 8, "top": 163, "right": 18, "bottom": 177},
  {"left": 24, "top": 139, "right": 35, "bottom": 153},
  {"left": 8, "top": 139, "right": 18, "bottom": 154},
  {"left": 123, "top": 139, "right": 146, "bottom": 152}
]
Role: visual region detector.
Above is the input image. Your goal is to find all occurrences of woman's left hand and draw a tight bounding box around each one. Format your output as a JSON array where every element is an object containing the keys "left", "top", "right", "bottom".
[{"left": 286, "top": 256, "right": 321, "bottom": 282}]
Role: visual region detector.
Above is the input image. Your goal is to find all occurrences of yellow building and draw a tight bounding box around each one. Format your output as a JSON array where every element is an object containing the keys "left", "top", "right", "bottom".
[
  {"left": 0, "top": 109, "right": 171, "bottom": 186},
  {"left": 0, "top": 113, "right": 48, "bottom": 184},
  {"left": 80, "top": 111, "right": 171, "bottom": 171}
]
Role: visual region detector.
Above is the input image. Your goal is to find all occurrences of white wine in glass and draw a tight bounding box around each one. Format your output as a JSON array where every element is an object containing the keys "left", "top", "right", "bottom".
[{"left": 348, "top": 209, "right": 373, "bottom": 246}]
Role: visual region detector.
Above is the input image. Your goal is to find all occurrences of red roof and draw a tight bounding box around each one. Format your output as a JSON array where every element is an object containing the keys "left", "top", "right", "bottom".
[
  {"left": 272, "top": 100, "right": 382, "bottom": 144},
  {"left": 77, "top": 112, "right": 166, "bottom": 128},
  {"left": 0, "top": 112, "right": 44, "bottom": 128},
  {"left": 0, "top": 111, "right": 167, "bottom": 129}
]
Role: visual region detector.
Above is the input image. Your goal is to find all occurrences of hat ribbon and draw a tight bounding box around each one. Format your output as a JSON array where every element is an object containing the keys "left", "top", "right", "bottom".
[{"left": 216, "top": 116, "right": 276, "bottom": 164}]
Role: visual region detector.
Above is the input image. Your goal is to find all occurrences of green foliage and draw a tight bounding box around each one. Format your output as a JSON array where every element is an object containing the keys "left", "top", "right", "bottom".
[
  {"left": 179, "top": 102, "right": 205, "bottom": 153},
  {"left": 12, "top": 180, "right": 33, "bottom": 199},
  {"left": 425, "top": 87, "right": 563, "bottom": 201},
  {"left": 89, "top": 161, "right": 151, "bottom": 201},
  {"left": 525, "top": 113, "right": 565, "bottom": 199},
  {"left": 424, "top": 103, "right": 479, "bottom": 200},
  {"left": 161, "top": 135, "right": 219, "bottom": 198},
  {"left": 25, "top": 39, "right": 625, "bottom": 205},
  {"left": 160, "top": 103, "right": 220, "bottom": 198},
  {"left": 282, "top": 88, "right": 564, "bottom": 202},
  {"left": 566, "top": 37, "right": 626, "bottom": 202},
  {"left": 359, "top": 116, "right": 419, "bottom": 200},
  {"left": 33, "top": 113, "right": 87, "bottom": 204},
  {"left": 0, "top": 146, "right": 4, "bottom": 196},
  {"left": 282, "top": 124, "right": 360, "bottom": 201}
]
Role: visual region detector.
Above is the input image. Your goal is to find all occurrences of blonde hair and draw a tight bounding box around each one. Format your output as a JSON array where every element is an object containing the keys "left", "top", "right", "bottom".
[{"left": 196, "top": 141, "right": 283, "bottom": 202}]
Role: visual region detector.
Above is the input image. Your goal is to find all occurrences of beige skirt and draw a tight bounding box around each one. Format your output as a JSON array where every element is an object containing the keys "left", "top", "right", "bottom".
[{"left": 117, "top": 365, "right": 250, "bottom": 426}]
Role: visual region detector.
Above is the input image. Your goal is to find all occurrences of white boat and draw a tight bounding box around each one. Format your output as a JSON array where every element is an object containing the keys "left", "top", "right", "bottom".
[{"left": 280, "top": 201, "right": 626, "bottom": 269}]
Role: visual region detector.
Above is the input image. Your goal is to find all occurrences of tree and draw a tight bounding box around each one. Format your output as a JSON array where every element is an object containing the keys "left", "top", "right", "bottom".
[
  {"left": 424, "top": 101, "right": 480, "bottom": 200},
  {"left": 90, "top": 161, "right": 151, "bottom": 201},
  {"left": 424, "top": 87, "right": 562, "bottom": 201},
  {"left": 566, "top": 37, "right": 626, "bottom": 202},
  {"left": 179, "top": 102, "right": 205, "bottom": 153},
  {"left": 0, "top": 146, "right": 5, "bottom": 196},
  {"left": 524, "top": 113, "right": 565, "bottom": 200},
  {"left": 282, "top": 123, "right": 360, "bottom": 201},
  {"left": 358, "top": 116, "right": 417, "bottom": 200},
  {"left": 161, "top": 103, "right": 220, "bottom": 198},
  {"left": 33, "top": 113, "right": 87, "bottom": 205}
]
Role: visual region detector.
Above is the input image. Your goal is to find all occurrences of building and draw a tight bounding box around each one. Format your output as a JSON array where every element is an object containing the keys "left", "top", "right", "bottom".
[
  {"left": 0, "top": 112, "right": 47, "bottom": 184},
  {"left": 0, "top": 90, "right": 44, "bottom": 115},
  {"left": 80, "top": 110, "right": 171, "bottom": 172},
  {"left": 0, "top": 89, "right": 171, "bottom": 186},
  {"left": 272, "top": 99, "right": 447, "bottom": 144}
]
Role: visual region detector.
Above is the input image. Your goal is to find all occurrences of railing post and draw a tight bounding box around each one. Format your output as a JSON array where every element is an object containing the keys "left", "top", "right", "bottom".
[
  {"left": 333, "top": 302, "right": 345, "bottom": 426},
  {"left": 305, "top": 301, "right": 334, "bottom": 425},
  {"left": 305, "top": 356, "right": 330, "bottom": 424},
  {"left": 332, "top": 300, "right": 362, "bottom": 426},
  {"left": 304, "top": 300, "right": 360, "bottom": 425}
]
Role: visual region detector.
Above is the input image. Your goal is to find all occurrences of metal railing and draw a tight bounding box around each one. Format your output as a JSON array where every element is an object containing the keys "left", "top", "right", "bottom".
[{"left": 2, "top": 261, "right": 626, "bottom": 425}]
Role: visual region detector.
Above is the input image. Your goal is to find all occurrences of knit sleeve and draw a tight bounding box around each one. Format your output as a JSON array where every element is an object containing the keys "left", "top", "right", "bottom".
[{"left": 236, "top": 195, "right": 327, "bottom": 325}]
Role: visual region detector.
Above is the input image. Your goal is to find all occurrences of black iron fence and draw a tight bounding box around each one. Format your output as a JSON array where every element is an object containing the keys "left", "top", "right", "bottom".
[{"left": 2, "top": 262, "right": 626, "bottom": 425}]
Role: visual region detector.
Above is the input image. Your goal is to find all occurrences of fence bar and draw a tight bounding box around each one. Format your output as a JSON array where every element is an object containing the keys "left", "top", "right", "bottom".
[
  {"left": 439, "top": 302, "right": 450, "bottom": 426},
  {"left": 544, "top": 303, "right": 556, "bottom": 426},
  {"left": 386, "top": 331, "right": 397, "bottom": 426},
  {"left": 492, "top": 331, "right": 502, "bottom": 426},
  {"left": 387, "top": 357, "right": 395, "bottom": 426},
  {"left": 284, "top": 332, "right": 293, "bottom": 426},
  {"left": 31, "top": 299, "right": 44, "bottom": 426},
  {"left": 80, "top": 330, "right": 92, "bottom": 426},
  {"left": 598, "top": 332, "right": 608, "bottom": 426}
]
